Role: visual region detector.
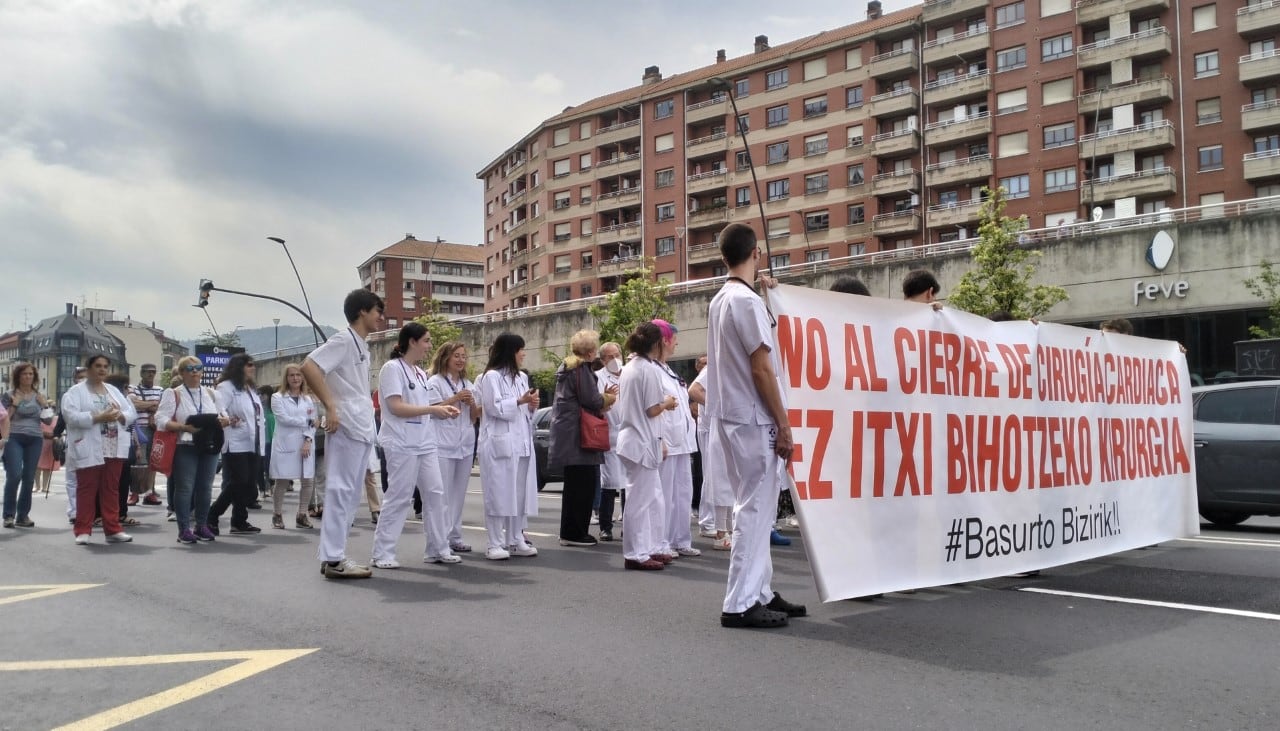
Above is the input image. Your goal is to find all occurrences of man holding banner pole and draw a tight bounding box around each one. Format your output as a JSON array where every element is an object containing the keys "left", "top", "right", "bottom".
[{"left": 707, "top": 222, "right": 807, "bottom": 629}]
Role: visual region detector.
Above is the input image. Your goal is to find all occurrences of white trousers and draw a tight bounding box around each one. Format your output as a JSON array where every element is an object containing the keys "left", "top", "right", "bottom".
[
  {"left": 373, "top": 448, "right": 449, "bottom": 562},
  {"left": 438, "top": 455, "right": 471, "bottom": 546},
  {"left": 661, "top": 452, "right": 693, "bottom": 550},
  {"left": 65, "top": 468, "right": 78, "bottom": 518},
  {"left": 317, "top": 431, "right": 374, "bottom": 563},
  {"left": 482, "top": 456, "right": 532, "bottom": 551},
  {"left": 720, "top": 421, "right": 780, "bottom": 614},
  {"left": 621, "top": 456, "right": 665, "bottom": 562}
]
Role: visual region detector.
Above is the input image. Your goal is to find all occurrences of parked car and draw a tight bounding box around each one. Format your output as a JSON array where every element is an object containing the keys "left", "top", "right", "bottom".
[
  {"left": 1191, "top": 380, "right": 1280, "bottom": 526},
  {"left": 532, "top": 406, "right": 562, "bottom": 490}
]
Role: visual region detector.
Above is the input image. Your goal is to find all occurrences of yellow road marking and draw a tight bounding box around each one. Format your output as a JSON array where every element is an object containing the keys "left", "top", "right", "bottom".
[
  {"left": 0, "top": 649, "right": 318, "bottom": 731},
  {"left": 0, "top": 584, "right": 103, "bottom": 607}
]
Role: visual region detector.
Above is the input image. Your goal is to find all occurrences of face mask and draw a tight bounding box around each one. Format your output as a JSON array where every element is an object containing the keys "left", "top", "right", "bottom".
[{"left": 605, "top": 358, "right": 621, "bottom": 375}]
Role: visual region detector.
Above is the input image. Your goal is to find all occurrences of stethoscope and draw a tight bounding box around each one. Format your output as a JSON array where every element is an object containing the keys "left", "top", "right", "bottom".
[
  {"left": 348, "top": 328, "right": 366, "bottom": 362},
  {"left": 397, "top": 359, "right": 426, "bottom": 391}
]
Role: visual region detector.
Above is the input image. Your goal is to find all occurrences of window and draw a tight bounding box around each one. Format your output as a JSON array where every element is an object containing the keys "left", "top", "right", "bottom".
[
  {"left": 938, "top": 190, "right": 958, "bottom": 206},
  {"left": 581, "top": 284, "right": 593, "bottom": 297},
  {"left": 999, "top": 174, "right": 1031, "bottom": 199},
  {"left": 847, "top": 203, "right": 865, "bottom": 224},
  {"left": 1041, "top": 0, "right": 1070, "bottom": 15},
  {"left": 404, "top": 281, "right": 415, "bottom": 292},
  {"left": 995, "top": 2, "right": 1025, "bottom": 28},
  {"left": 847, "top": 164, "right": 865, "bottom": 187},
  {"left": 1256, "top": 134, "right": 1280, "bottom": 153},
  {"left": 766, "top": 104, "right": 789, "bottom": 128},
  {"left": 554, "top": 254, "right": 571, "bottom": 273},
  {"left": 805, "top": 249, "right": 830, "bottom": 263},
  {"left": 1199, "top": 145, "right": 1224, "bottom": 171},
  {"left": 1195, "top": 51, "right": 1219, "bottom": 78},
  {"left": 846, "top": 47, "right": 862, "bottom": 69},
  {"left": 803, "top": 57, "right": 827, "bottom": 80},
  {"left": 767, "top": 218, "right": 790, "bottom": 239},
  {"left": 766, "top": 179, "right": 790, "bottom": 201},
  {"left": 553, "top": 127, "right": 570, "bottom": 146},
  {"left": 846, "top": 125, "right": 864, "bottom": 147},
  {"left": 805, "top": 210, "right": 830, "bottom": 232},
  {"left": 1044, "top": 167, "right": 1077, "bottom": 193},
  {"left": 1196, "top": 387, "right": 1278, "bottom": 425},
  {"left": 656, "top": 236, "right": 675, "bottom": 256},
  {"left": 1192, "top": 4, "right": 1217, "bottom": 32},
  {"left": 1197, "top": 98, "right": 1222, "bottom": 124},
  {"left": 1042, "top": 77, "right": 1073, "bottom": 106},
  {"left": 554, "top": 286, "right": 572, "bottom": 303},
  {"left": 804, "top": 133, "right": 829, "bottom": 156},
  {"left": 403, "top": 260, "right": 417, "bottom": 273},
  {"left": 766, "top": 141, "right": 789, "bottom": 164},
  {"left": 998, "top": 131, "right": 1029, "bottom": 158},
  {"left": 579, "top": 152, "right": 591, "bottom": 170},
  {"left": 581, "top": 218, "right": 593, "bottom": 236},
  {"left": 655, "top": 98, "right": 674, "bottom": 119},
  {"left": 736, "top": 187, "right": 751, "bottom": 207},
  {"left": 736, "top": 150, "right": 751, "bottom": 170},
  {"left": 655, "top": 168, "right": 675, "bottom": 188},
  {"left": 656, "top": 203, "right": 675, "bottom": 221},
  {"left": 997, "top": 88, "right": 1027, "bottom": 114},
  {"left": 845, "top": 86, "right": 863, "bottom": 109},
  {"left": 554, "top": 222, "right": 571, "bottom": 240},
  {"left": 580, "top": 186, "right": 592, "bottom": 204},
  {"left": 770, "top": 254, "right": 791, "bottom": 269},
  {"left": 805, "top": 172, "right": 829, "bottom": 195},
  {"left": 654, "top": 133, "right": 674, "bottom": 153},
  {"left": 766, "top": 67, "right": 789, "bottom": 90},
  {"left": 554, "top": 191, "right": 571, "bottom": 209},
  {"left": 579, "top": 121, "right": 591, "bottom": 139},
  {"left": 996, "top": 46, "right": 1027, "bottom": 72},
  {"left": 553, "top": 158, "right": 570, "bottom": 177},
  {"left": 735, "top": 78, "right": 749, "bottom": 97},
  {"left": 803, "top": 95, "right": 828, "bottom": 118},
  {"left": 735, "top": 113, "right": 749, "bottom": 134},
  {"left": 1042, "top": 34, "right": 1073, "bottom": 61},
  {"left": 403, "top": 298, "right": 416, "bottom": 310},
  {"left": 1043, "top": 122, "right": 1076, "bottom": 149}
]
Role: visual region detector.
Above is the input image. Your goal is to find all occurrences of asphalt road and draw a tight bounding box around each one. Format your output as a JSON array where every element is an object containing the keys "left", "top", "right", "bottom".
[{"left": 2, "top": 472, "right": 1278, "bottom": 731}]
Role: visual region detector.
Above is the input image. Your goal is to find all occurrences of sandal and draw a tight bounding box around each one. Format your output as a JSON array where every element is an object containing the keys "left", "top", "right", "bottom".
[
  {"left": 272, "top": 514, "right": 285, "bottom": 530},
  {"left": 120, "top": 517, "right": 142, "bottom": 527},
  {"left": 296, "top": 515, "right": 313, "bottom": 529}
]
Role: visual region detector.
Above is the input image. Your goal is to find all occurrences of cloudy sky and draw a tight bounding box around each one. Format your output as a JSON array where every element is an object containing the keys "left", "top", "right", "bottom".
[{"left": 1, "top": 0, "right": 911, "bottom": 339}]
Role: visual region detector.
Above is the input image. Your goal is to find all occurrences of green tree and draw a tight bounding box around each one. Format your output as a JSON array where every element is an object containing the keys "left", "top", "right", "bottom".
[
  {"left": 413, "top": 297, "right": 463, "bottom": 352},
  {"left": 1243, "top": 260, "right": 1280, "bottom": 338},
  {"left": 946, "top": 186, "right": 1068, "bottom": 319},
  {"left": 195, "top": 330, "right": 241, "bottom": 348},
  {"left": 529, "top": 368, "right": 558, "bottom": 395},
  {"left": 587, "top": 264, "right": 674, "bottom": 347}
]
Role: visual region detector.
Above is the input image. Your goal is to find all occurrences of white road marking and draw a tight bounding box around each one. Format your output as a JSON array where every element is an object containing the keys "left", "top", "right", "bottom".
[
  {"left": 1177, "top": 536, "right": 1280, "bottom": 549},
  {"left": 1019, "top": 588, "right": 1280, "bottom": 622},
  {"left": 461, "top": 525, "right": 555, "bottom": 538}
]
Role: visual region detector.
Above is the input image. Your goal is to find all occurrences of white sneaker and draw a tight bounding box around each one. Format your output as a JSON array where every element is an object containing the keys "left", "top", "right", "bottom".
[
  {"left": 699, "top": 528, "right": 719, "bottom": 538},
  {"left": 372, "top": 558, "right": 401, "bottom": 569},
  {"left": 166, "top": 511, "right": 176, "bottom": 522},
  {"left": 676, "top": 546, "right": 702, "bottom": 557},
  {"left": 323, "top": 558, "right": 373, "bottom": 579},
  {"left": 485, "top": 547, "right": 510, "bottom": 560},
  {"left": 425, "top": 554, "right": 462, "bottom": 564},
  {"left": 75, "top": 534, "right": 89, "bottom": 545},
  {"left": 510, "top": 542, "right": 538, "bottom": 557},
  {"left": 105, "top": 532, "right": 133, "bottom": 543},
  {"left": 590, "top": 514, "right": 599, "bottom": 525}
]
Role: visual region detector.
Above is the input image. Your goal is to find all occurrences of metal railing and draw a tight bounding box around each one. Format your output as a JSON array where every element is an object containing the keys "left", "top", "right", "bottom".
[
  {"left": 923, "top": 68, "right": 989, "bottom": 91},
  {"left": 869, "top": 86, "right": 916, "bottom": 103},
  {"left": 1078, "top": 26, "right": 1168, "bottom": 55},
  {"left": 926, "top": 153, "right": 991, "bottom": 172},
  {"left": 687, "top": 131, "right": 727, "bottom": 146},
  {"left": 925, "top": 111, "right": 989, "bottom": 131},
  {"left": 1077, "top": 118, "right": 1172, "bottom": 143},
  {"left": 921, "top": 24, "right": 988, "bottom": 50},
  {"left": 1239, "top": 0, "right": 1280, "bottom": 15}
]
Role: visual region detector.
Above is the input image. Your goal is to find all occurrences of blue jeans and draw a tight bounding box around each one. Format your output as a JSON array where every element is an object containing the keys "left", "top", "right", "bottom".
[
  {"left": 171, "top": 445, "right": 217, "bottom": 532},
  {"left": 3, "top": 433, "right": 42, "bottom": 520}
]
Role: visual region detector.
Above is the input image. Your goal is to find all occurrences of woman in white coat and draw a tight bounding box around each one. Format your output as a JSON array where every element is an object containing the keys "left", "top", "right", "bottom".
[
  {"left": 476, "top": 332, "right": 540, "bottom": 561},
  {"left": 61, "top": 354, "right": 138, "bottom": 545},
  {"left": 209, "top": 353, "right": 266, "bottom": 535},
  {"left": 270, "top": 364, "right": 317, "bottom": 530},
  {"left": 652, "top": 319, "right": 700, "bottom": 558},
  {"left": 371, "top": 323, "right": 461, "bottom": 569},
  {"left": 426, "top": 341, "right": 480, "bottom": 554}
]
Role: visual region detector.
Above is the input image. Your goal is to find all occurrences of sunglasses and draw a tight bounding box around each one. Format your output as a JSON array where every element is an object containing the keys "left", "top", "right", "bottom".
[{"left": 182, "top": 365, "right": 204, "bottom": 373}]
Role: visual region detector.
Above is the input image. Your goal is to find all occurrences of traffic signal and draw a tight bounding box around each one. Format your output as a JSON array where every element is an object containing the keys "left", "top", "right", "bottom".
[{"left": 197, "top": 279, "right": 213, "bottom": 308}]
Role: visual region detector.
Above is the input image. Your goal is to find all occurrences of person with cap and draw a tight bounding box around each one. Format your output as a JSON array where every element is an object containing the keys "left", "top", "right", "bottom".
[
  {"left": 156, "top": 355, "right": 228, "bottom": 544},
  {"left": 128, "top": 363, "right": 165, "bottom": 507},
  {"left": 651, "top": 318, "right": 700, "bottom": 558}
]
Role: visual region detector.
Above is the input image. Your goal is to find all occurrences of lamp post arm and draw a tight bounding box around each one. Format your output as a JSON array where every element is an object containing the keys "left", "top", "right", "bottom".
[
  {"left": 208, "top": 285, "right": 327, "bottom": 346},
  {"left": 723, "top": 90, "right": 774, "bottom": 276},
  {"left": 279, "top": 245, "right": 317, "bottom": 345}
]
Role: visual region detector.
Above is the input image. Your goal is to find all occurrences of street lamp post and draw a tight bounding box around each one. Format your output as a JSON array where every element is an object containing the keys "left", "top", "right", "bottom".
[
  {"left": 708, "top": 77, "right": 774, "bottom": 275},
  {"left": 267, "top": 237, "right": 319, "bottom": 347},
  {"left": 273, "top": 318, "right": 280, "bottom": 354}
]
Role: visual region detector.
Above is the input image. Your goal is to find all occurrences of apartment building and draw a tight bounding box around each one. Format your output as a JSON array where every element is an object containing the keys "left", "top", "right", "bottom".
[
  {"left": 358, "top": 235, "right": 486, "bottom": 328},
  {"left": 478, "top": 0, "right": 1272, "bottom": 313}
]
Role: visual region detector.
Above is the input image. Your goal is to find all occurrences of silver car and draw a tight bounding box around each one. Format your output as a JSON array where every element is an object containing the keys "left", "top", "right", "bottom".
[{"left": 1191, "top": 380, "right": 1280, "bottom": 526}]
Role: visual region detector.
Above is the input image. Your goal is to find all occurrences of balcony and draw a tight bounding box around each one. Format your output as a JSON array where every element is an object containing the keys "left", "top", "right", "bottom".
[
  {"left": 866, "top": 87, "right": 919, "bottom": 118},
  {"left": 596, "top": 221, "right": 642, "bottom": 245},
  {"left": 507, "top": 274, "right": 547, "bottom": 300},
  {"left": 1244, "top": 149, "right": 1280, "bottom": 180},
  {"left": 923, "top": 69, "right": 991, "bottom": 107},
  {"left": 1076, "top": 0, "right": 1170, "bottom": 25},
  {"left": 686, "top": 95, "right": 729, "bottom": 124},
  {"left": 867, "top": 47, "right": 919, "bottom": 80},
  {"left": 686, "top": 168, "right": 729, "bottom": 194},
  {"left": 503, "top": 157, "right": 528, "bottom": 181},
  {"left": 924, "top": 112, "right": 991, "bottom": 146},
  {"left": 1241, "top": 48, "right": 1280, "bottom": 84},
  {"left": 1078, "top": 76, "right": 1174, "bottom": 115},
  {"left": 870, "top": 169, "right": 920, "bottom": 197},
  {"left": 1078, "top": 120, "right": 1174, "bottom": 157},
  {"left": 506, "top": 217, "right": 533, "bottom": 240},
  {"left": 686, "top": 131, "right": 730, "bottom": 159},
  {"left": 688, "top": 205, "right": 730, "bottom": 230},
  {"left": 923, "top": 0, "right": 989, "bottom": 27},
  {"left": 688, "top": 242, "right": 724, "bottom": 264},
  {"left": 598, "top": 254, "right": 645, "bottom": 276},
  {"left": 925, "top": 154, "right": 992, "bottom": 187},
  {"left": 510, "top": 247, "right": 532, "bottom": 264},
  {"left": 1243, "top": 99, "right": 1280, "bottom": 132},
  {"left": 927, "top": 200, "right": 983, "bottom": 229},
  {"left": 1239, "top": 0, "right": 1280, "bottom": 35},
  {"left": 871, "top": 209, "right": 922, "bottom": 235},
  {"left": 1081, "top": 167, "right": 1177, "bottom": 203},
  {"left": 595, "top": 119, "right": 641, "bottom": 146},
  {"left": 867, "top": 128, "right": 920, "bottom": 158},
  {"left": 596, "top": 186, "right": 642, "bottom": 209},
  {"left": 1076, "top": 27, "right": 1171, "bottom": 69},
  {"left": 922, "top": 27, "right": 990, "bottom": 66}
]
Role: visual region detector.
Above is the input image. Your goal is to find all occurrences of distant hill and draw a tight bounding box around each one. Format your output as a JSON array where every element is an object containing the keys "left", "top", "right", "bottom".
[{"left": 182, "top": 324, "right": 339, "bottom": 356}]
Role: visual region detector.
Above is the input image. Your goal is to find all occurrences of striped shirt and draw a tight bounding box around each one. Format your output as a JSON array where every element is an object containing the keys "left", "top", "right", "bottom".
[{"left": 129, "top": 383, "right": 165, "bottom": 428}]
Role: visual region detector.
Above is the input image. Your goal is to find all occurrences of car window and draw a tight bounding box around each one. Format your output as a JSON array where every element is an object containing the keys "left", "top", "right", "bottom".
[
  {"left": 1196, "top": 387, "right": 1279, "bottom": 425},
  {"left": 536, "top": 410, "right": 551, "bottom": 429}
]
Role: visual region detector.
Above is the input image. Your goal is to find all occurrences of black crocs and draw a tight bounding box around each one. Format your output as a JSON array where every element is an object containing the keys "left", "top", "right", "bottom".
[
  {"left": 767, "top": 592, "right": 807, "bottom": 617},
  {"left": 721, "top": 601, "right": 789, "bottom": 629}
]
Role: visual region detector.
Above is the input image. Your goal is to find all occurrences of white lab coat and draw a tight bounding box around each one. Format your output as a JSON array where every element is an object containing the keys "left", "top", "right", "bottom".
[
  {"left": 216, "top": 382, "right": 265, "bottom": 456},
  {"left": 60, "top": 382, "right": 137, "bottom": 470},
  {"left": 270, "top": 392, "right": 316, "bottom": 480},
  {"left": 476, "top": 369, "right": 538, "bottom": 517},
  {"left": 596, "top": 367, "right": 624, "bottom": 490}
]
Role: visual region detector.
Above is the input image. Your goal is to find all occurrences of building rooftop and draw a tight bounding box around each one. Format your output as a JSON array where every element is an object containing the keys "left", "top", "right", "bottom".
[{"left": 360, "top": 235, "right": 486, "bottom": 268}]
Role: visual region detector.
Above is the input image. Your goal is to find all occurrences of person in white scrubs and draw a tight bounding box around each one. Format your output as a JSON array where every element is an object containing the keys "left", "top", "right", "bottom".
[
  {"left": 426, "top": 341, "right": 480, "bottom": 554},
  {"left": 595, "top": 342, "right": 624, "bottom": 542},
  {"left": 269, "top": 364, "right": 317, "bottom": 530},
  {"left": 616, "top": 322, "right": 678, "bottom": 571},
  {"left": 301, "top": 289, "right": 384, "bottom": 580},
  {"left": 371, "top": 323, "right": 461, "bottom": 569},
  {"left": 689, "top": 368, "right": 733, "bottom": 550},
  {"left": 651, "top": 319, "right": 700, "bottom": 558},
  {"left": 475, "top": 333, "right": 540, "bottom": 561}
]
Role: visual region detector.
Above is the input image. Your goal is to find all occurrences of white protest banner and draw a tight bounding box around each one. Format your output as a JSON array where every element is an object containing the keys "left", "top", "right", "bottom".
[{"left": 768, "top": 284, "right": 1198, "bottom": 602}]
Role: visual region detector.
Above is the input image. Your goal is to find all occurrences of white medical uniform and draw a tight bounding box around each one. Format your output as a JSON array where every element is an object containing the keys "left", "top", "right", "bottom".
[
  {"left": 615, "top": 356, "right": 667, "bottom": 562},
  {"left": 373, "top": 358, "right": 451, "bottom": 562},
  {"left": 476, "top": 369, "right": 538, "bottom": 551},
  {"left": 596, "top": 368, "right": 624, "bottom": 491},
  {"left": 307, "top": 328, "right": 377, "bottom": 563},
  {"left": 706, "top": 279, "right": 786, "bottom": 614},
  {"left": 270, "top": 392, "right": 316, "bottom": 480},
  {"left": 692, "top": 368, "right": 731, "bottom": 531},
  {"left": 658, "top": 361, "right": 697, "bottom": 552},
  {"left": 426, "top": 372, "right": 476, "bottom": 549}
]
